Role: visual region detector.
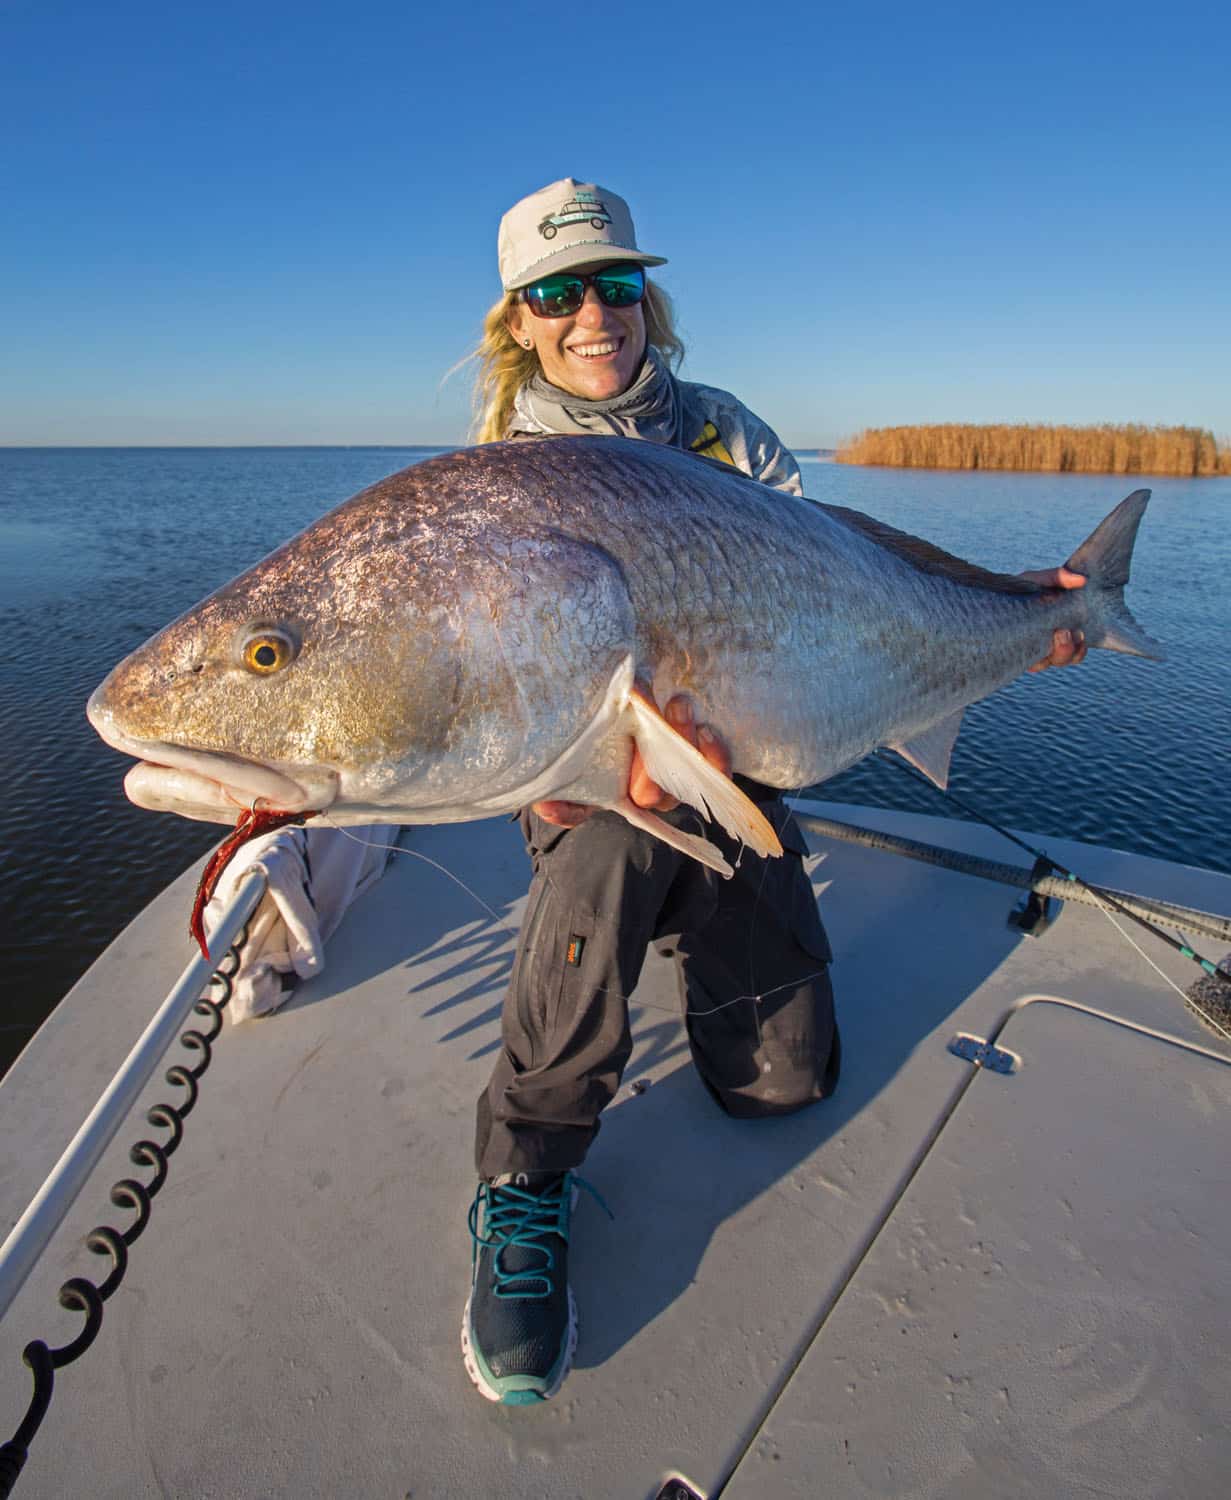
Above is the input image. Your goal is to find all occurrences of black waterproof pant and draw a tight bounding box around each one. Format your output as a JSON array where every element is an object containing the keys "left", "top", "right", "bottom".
[{"left": 474, "top": 789, "right": 841, "bottom": 1179}]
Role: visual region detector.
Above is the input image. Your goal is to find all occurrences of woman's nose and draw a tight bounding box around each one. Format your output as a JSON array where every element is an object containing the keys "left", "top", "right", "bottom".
[{"left": 573, "top": 286, "right": 607, "bottom": 327}]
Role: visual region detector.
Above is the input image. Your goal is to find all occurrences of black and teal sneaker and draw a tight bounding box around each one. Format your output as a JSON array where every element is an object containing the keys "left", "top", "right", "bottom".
[{"left": 462, "top": 1171, "right": 583, "bottom": 1405}]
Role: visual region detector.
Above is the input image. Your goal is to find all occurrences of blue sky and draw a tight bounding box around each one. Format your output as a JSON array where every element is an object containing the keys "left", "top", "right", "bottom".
[{"left": 2, "top": 0, "right": 1227, "bottom": 449}]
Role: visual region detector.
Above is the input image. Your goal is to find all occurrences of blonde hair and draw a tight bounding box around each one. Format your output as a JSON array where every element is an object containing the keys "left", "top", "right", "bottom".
[{"left": 470, "top": 278, "right": 686, "bottom": 445}]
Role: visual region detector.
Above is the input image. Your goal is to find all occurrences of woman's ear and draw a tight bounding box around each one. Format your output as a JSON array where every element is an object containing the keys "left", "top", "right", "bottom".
[{"left": 506, "top": 301, "right": 528, "bottom": 346}]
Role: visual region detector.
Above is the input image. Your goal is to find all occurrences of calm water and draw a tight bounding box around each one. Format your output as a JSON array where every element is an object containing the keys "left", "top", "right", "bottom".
[{"left": 2, "top": 447, "right": 1229, "bottom": 1076}]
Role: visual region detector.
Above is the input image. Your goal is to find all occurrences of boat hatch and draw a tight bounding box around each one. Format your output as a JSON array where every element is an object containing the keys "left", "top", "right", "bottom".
[{"left": 723, "top": 998, "right": 1231, "bottom": 1497}]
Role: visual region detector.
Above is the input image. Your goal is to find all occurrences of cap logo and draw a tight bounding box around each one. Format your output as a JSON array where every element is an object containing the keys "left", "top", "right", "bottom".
[{"left": 537, "top": 188, "right": 612, "bottom": 241}]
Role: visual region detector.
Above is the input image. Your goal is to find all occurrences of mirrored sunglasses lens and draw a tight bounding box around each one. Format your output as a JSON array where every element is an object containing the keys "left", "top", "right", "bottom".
[
  {"left": 526, "top": 276, "right": 584, "bottom": 317},
  {"left": 594, "top": 265, "right": 645, "bottom": 306}
]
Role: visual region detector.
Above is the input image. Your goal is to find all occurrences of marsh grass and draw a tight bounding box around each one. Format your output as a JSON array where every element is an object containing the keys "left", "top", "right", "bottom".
[{"left": 836, "top": 423, "right": 1231, "bottom": 476}]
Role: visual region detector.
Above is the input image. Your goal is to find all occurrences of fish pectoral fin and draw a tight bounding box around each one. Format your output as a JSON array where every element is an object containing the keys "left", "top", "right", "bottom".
[
  {"left": 614, "top": 799, "right": 734, "bottom": 877},
  {"left": 625, "top": 692, "right": 782, "bottom": 858},
  {"left": 888, "top": 708, "right": 966, "bottom": 789}
]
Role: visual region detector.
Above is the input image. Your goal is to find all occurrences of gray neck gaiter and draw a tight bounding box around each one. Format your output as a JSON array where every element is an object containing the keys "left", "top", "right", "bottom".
[{"left": 507, "top": 346, "right": 683, "bottom": 446}]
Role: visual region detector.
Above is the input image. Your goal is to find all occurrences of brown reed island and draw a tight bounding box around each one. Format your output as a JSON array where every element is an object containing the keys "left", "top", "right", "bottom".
[{"left": 835, "top": 423, "right": 1231, "bottom": 477}]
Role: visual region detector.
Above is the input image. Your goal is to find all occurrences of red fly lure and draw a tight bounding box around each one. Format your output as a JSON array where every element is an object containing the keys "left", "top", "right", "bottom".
[{"left": 189, "top": 806, "right": 315, "bottom": 961}]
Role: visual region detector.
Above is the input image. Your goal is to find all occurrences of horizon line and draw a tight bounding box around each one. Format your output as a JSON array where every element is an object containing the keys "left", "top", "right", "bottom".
[{"left": 0, "top": 440, "right": 835, "bottom": 452}]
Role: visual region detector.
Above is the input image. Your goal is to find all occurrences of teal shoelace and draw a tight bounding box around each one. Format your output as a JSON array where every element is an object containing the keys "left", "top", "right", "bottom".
[{"left": 469, "top": 1174, "right": 610, "bottom": 1300}]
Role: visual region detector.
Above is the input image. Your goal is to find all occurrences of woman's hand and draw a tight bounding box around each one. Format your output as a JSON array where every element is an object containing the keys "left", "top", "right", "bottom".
[
  {"left": 1021, "top": 566, "right": 1089, "bottom": 671},
  {"left": 532, "top": 693, "right": 732, "bottom": 828}
]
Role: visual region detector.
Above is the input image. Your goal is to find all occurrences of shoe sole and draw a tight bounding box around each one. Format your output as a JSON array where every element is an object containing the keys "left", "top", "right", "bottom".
[{"left": 461, "top": 1286, "right": 578, "bottom": 1405}]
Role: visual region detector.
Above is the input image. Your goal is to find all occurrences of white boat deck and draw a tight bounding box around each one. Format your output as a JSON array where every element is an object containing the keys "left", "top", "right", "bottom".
[{"left": 2, "top": 802, "right": 1229, "bottom": 1499}]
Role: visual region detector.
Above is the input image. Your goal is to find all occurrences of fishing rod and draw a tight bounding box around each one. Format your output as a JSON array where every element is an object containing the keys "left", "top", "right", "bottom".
[{"left": 871, "top": 749, "right": 1231, "bottom": 989}]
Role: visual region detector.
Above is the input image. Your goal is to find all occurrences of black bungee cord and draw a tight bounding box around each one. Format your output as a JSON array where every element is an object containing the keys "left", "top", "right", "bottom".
[{"left": 0, "top": 929, "right": 248, "bottom": 1498}]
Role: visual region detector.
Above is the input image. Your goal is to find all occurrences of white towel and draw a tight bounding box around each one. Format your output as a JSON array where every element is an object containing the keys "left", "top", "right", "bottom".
[{"left": 203, "top": 825, "right": 394, "bottom": 1022}]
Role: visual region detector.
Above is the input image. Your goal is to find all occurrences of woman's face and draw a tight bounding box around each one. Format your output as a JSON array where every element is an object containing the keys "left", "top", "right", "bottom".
[{"left": 507, "top": 267, "right": 647, "bottom": 401}]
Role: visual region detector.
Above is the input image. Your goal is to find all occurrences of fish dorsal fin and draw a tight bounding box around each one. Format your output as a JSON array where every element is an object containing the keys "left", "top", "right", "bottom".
[
  {"left": 888, "top": 709, "right": 966, "bottom": 789},
  {"left": 624, "top": 692, "right": 783, "bottom": 860},
  {"left": 821, "top": 504, "right": 1040, "bottom": 595}
]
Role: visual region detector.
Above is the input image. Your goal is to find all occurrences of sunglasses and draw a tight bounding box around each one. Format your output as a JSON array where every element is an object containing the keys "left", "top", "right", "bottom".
[{"left": 520, "top": 262, "right": 646, "bottom": 319}]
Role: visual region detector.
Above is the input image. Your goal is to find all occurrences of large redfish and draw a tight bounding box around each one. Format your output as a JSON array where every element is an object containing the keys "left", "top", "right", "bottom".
[{"left": 87, "top": 437, "right": 1162, "bottom": 877}]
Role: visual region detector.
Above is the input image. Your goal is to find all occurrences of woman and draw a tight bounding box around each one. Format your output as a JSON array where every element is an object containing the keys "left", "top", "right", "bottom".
[{"left": 461, "top": 178, "right": 1085, "bottom": 1407}]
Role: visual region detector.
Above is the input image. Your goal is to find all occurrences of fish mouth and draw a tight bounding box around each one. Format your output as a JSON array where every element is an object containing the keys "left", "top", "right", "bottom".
[{"left": 87, "top": 690, "right": 338, "bottom": 824}]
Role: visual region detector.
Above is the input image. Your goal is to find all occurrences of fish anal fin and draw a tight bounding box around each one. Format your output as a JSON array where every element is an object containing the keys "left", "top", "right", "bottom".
[
  {"left": 888, "top": 709, "right": 966, "bottom": 789},
  {"left": 614, "top": 799, "right": 734, "bottom": 877},
  {"left": 625, "top": 692, "right": 783, "bottom": 859}
]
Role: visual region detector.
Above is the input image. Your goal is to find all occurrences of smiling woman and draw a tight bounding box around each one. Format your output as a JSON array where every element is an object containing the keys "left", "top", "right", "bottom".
[
  {"left": 470, "top": 179, "right": 800, "bottom": 477},
  {"left": 472, "top": 278, "right": 685, "bottom": 442},
  {"left": 456, "top": 176, "right": 847, "bottom": 1411},
  {"left": 454, "top": 177, "right": 1091, "bottom": 1413},
  {"left": 471, "top": 177, "right": 684, "bottom": 445},
  {"left": 507, "top": 262, "right": 649, "bottom": 399}
]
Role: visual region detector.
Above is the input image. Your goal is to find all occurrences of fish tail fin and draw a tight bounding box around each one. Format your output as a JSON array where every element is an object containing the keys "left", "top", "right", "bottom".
[{"left": 1065, "top": 489, "right": 1166, "bottom": 661}]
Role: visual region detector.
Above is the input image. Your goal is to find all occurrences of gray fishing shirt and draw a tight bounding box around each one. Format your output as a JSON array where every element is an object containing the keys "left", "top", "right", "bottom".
[{"left": 506, "top": 347, "right": 804, "bottom": 496}]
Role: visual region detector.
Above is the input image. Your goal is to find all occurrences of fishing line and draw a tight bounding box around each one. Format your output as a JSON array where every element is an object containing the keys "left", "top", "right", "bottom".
[
  {"left": 873, "top": 749, "right": 1231, "bottom": 992},
  {"left": 316, "top": 816, "right": 820, "bottom": 1021},
  {"left": 1086, "top": 892, "right": 1231, "bottom": 1044},
  {"left": 318, "top": 817, "right": 514, "bottom": 935}
]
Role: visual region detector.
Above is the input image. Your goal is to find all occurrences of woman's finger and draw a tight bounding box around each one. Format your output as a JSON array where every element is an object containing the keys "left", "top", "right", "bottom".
[{"left": 532, "top": 799, "right": 595, "bottom": 827}]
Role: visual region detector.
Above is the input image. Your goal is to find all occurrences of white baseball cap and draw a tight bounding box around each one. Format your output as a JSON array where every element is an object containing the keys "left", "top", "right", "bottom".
[{"left": 497, "top": 178, "right": 667, "bottom": 292}]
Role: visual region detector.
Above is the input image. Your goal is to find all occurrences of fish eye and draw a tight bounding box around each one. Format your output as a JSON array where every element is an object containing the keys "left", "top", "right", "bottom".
[{"left": 239, "top": 627, "right": 298, "bottom": 676}]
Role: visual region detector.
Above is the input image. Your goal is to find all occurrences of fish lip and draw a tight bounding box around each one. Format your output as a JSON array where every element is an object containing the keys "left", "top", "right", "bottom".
[{"left": 87, "top": 692, "right": 335, "bottom": 814}]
